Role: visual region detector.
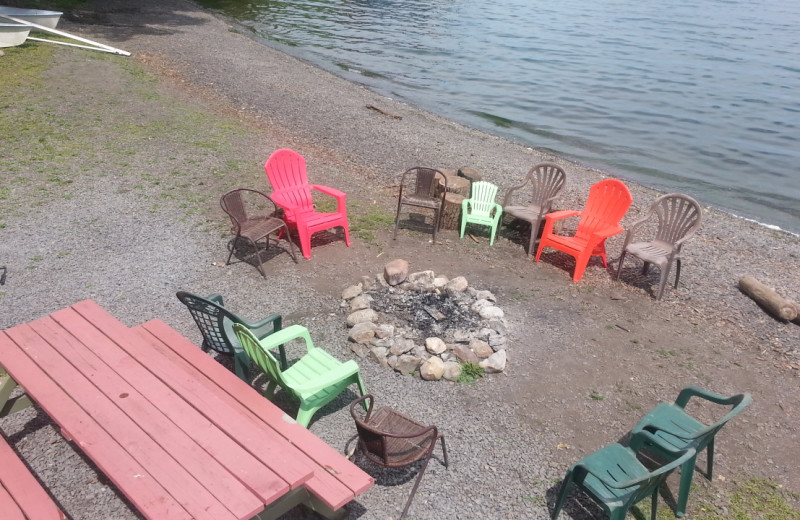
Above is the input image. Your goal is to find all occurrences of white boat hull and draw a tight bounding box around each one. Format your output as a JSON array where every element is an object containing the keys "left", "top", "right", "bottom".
[
  {"left": 0, "top": 6, "right": 62, "bottom": 31},
  {"left": 0, "top": 22, "right": 30, "bottom": 47}
]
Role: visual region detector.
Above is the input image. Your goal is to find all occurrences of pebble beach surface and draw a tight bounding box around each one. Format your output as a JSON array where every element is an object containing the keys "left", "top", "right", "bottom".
[{"left": 1, "top": 1, "right": 799, "bottom": 519}]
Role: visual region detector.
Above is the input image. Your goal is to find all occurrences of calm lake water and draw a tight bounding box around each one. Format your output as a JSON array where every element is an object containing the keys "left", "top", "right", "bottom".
[{"left": 198, "top": 0, "right": 800, "bottom": 234}]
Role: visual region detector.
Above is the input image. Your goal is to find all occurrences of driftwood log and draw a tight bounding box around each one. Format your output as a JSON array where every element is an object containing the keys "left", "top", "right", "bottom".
[
  {"left": 738, "top": 275, "right": 798, "bottom": 321},
  {"left": 440, "top": 193, "right": 465, "bottom": 230},
  {"left": 457, "top": 168, "right": 483, "bottom": 183},
  {"left": 436, "top": 174, "right": 471, "bottom": 198}
]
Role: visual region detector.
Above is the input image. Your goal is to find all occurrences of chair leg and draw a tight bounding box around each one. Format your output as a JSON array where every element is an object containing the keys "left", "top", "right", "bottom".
[
  {"left": 399, "top": 452, "right": 434, "bottom": 520},
  {"left": 650, "top": 486, "right": 659, "bottom": 520},
  {"left": 233, "top": 350, "right": 251, "bottom": 382},
  {"left": 431, "top": 209, "right": 439, "bottom": 243},
  {"left": 616, "top": 250, "right": 627, "bottom": 280},
  {"left": 641, "top": 261, "right": 651, "bottom": 275},
  {"left": 675, "top": 453, "right": 698, "bottom": 518},
  {"left": 281, "top": 224, "right": 299, "bottom": 263},
  {"left": 656, "top": 263, "right": 672, "bottom": 300},
  {"left": 438, "top": 435, "right": 449, "bottom": 468},
  {"left": 459, "top": 216, "right": 467, "bottom": 240},
  {"left": 250, "top": 238, "right": 267, "bottom": 279},
  {"left": 297, "top": 226, "right": 312, "bottom": 259},
  {"left": 226, "top": 236, "right": 238, "bottom": 266},
  {"left": 674, "top": 259, "right": 682, "bottom": 289},
  {"left": 706, "top": 437, "right": 715, "bottom": 479},
  {"left": 295, "top": 403, "right": 318, "bottom": 428},
  {"left": 550, "top": 472, "right": 573, "bottom": 520},
  {"left": 342, "top": 221, "right": 352, "bottom": 247}
]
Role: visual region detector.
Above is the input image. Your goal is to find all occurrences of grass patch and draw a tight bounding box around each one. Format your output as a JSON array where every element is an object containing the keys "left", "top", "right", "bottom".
[{"left": 457, "top": 361, "right": 484, "bottom": 383}]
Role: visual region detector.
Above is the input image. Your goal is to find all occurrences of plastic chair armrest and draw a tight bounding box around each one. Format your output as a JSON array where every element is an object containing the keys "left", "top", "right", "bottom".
[
  {"left": 674, "top": 386, "right": 736, "bottom": 408},
  {"left": 257, "top": 324, "right": 312, "bottom": 352},
  {"left": 290, "top": 360, "right": 360, "bottom": 394},
  {"left": 246, "top": 314, "right": 283, "bottom": 339},
  {"left": 544, "top": 209, "right": 581, "bottom": 222},
  {"left": 590, "top": 224, "right": 623, "bottom": 240},
  {"left": 311, "top": 184, "right": 346, "bottom": 200},
  {"left": 502, "top": 181, "right": 529, "bottom": 206},
  {"left": 205, "top": 293, "right": 224, "bottom": 305}
]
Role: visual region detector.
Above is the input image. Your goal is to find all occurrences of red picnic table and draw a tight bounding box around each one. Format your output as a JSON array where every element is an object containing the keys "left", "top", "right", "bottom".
[{"left": 0, "top": 300, "right": 373, "bottom": 520}]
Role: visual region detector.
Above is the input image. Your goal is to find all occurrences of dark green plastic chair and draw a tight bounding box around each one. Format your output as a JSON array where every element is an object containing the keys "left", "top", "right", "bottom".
[
  {"left": 631, "top": 386, "right": 751, "bottom": 517},
  {"left": 233, "top": 323, "right": 367, "bottom": 427},
  {"left": 552, "top": 431, "right": 696, "bottom": 520},
  {"left": 176, "top": 291, "right": 285, "bottom": 382}
]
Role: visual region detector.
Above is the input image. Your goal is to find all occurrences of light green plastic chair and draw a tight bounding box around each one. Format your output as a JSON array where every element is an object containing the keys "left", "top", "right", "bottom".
[
  {"left": 552, "top": 430, "right": 695, "bottom": 520},
  {"left": 631, "top": 386, "right": 751, "bottom": 517},
  {"left": 233, "top": 323, "right": 367, "bottom": 427},
  {"left": 460, "top": 181, "right": 502, "bottom": 245}
]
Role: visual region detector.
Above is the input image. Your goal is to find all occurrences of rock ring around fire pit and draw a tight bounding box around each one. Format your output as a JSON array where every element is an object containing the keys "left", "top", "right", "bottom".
[{"left": 342, "top": 259, "right": 508, "bottom": 381}]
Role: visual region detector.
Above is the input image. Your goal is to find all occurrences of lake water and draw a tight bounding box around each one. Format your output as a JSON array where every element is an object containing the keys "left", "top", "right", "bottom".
[{"left": 198, "top": 0, "right": 800, "bottom": 234}]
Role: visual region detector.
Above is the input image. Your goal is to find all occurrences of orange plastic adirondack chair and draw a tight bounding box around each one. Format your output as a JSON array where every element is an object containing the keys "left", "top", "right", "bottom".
[
  {"left": 264, "top": 148, "right": 351, "bottom": 259},
  {"left": 535, "top": 179, "right": 632, "bottom": 282}
]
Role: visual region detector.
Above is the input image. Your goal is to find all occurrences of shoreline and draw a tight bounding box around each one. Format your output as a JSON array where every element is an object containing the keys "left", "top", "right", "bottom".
[{"left": 210, "top": 2, "right": 800, "bottom": 236}]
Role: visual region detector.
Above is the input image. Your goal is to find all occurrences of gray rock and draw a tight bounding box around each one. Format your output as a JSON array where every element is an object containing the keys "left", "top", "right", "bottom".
[
  {"left": 452, "top": 344, "right": 479, "bottom": 364},
  {"left": 348, "top": 321, "right": 378, "bottom": 344},
  {"left": 408, "top": 270, "right": 435, "bottom": 285},
  {"left": 452, "top": 329, "right": 473, "bottom": 343},
  {"left": 474, "top": 289, "right": 497, "bottom": 302},
  {"left": 479, "top": 349, "right": 507, "bottom": 373},
  {"left": 349, "top": 294, "right": 373, "bottom": 312},
  {"left": 470, "top": 339, "right": 493, "bottom": 359},
  {"left": 369, "top": 346, "right": 389, "bottom": 368},
  {"left": 384, "top": 258, "right": 409, "bottom": 286},
  {"left": 346, "top": 308, "right": 378, "bottom": 327},
  {"left": 349, "top": 342, "right": 370, "bottom": 358},
  {"left": 443, "top": 361, "right": 463, "bottom": 381},
  {"left": 420, "top": 356, "right": 445, "bottom": 380},
  {"left": 433, "top": 275, "right": 449, "bottom": 288},
  {"left": 389, "top": 337, "right": 415, "bottom": 355},
  {"left": 341, "top": 284, "right": 362, "bottom": 300},
  {"left": 374, "top": 323, "right": 395, "bottom": 339},
  {"left": 489, "top": 319, "right": 507, "bottom": 335},
  {"left": 396, "top": 354, "right": 422, "bottom": 375},
  {"left": 478, "top": 305, "right": 505, "bottom": 320},
  {"left": 425, "top": 337, "right": 447, "bottom": 354},
  {"left": 488, "top": 332, "right": 507, "bottom": 349},
  {"left": 445, "top": 276, "right": 469, "bottom": 294}
]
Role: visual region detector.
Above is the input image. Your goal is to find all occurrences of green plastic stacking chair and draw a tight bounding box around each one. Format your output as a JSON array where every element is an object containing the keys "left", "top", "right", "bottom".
[
  {"left": 552, "top": 431, "right": 696, "bottom": 520},
  {"left": 631, "top": 386, "right": 752, "bottom": 517},
  {"left": 176, "top": 291, "right": 284, "bottom": 382},
  {"left": 233, "top": 323, "right": 367, "bottom": 427},
  {"left": 460, "top": 181, "right": 502, "bottom": 245}
]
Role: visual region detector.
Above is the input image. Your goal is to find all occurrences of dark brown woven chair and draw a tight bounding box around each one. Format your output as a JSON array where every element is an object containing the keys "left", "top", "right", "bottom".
[
  {"left": 220, "top": 188, "right": 297, "bottom": 278},
  {"left": 393, "top": 167, "right": 448, "bottom": 242},
  {"left": 502, "top": 162, "right": 567, "bottom": 255},
  {"left": 350, "top": 394, "right": 449, "bottom": 519}
]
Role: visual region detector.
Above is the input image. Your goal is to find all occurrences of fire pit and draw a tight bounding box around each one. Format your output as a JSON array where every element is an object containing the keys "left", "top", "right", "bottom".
[{"left": 342, "top": 259, "right": 508, "bottom": 381}]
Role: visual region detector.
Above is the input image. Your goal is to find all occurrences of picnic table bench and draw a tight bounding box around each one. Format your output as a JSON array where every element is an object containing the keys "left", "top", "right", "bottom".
[{"left": 0, "top": 300, "right": 373, "bottom": 520}]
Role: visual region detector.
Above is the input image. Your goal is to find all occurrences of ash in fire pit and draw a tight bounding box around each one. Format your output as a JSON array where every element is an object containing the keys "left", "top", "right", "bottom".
[{"left": 342, "top": 259, "right": 508, "bottom": 381}]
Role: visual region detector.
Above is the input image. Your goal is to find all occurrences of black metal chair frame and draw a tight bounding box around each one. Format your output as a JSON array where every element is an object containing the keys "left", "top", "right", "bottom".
[{"left": 393, "top": 167, "right": 448, "bottom": 242}]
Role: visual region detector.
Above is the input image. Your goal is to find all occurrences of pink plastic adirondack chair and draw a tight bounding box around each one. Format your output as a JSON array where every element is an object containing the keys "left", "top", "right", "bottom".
[
  {"left": 535, "top": 179, "right": 632, "bottom": 282},
  {"left": 264, "top": 149, "right": 351, "bottom": 259}
]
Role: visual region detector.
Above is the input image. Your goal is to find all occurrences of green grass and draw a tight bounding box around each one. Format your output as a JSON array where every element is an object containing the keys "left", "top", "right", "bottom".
[{"left": 457, "top": 362, "right": 484, "bottom": 383}]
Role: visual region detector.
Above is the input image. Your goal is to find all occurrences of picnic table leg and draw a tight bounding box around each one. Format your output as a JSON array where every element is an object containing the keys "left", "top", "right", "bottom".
[
  {"left": 0, "top": 367, "right": 33, "bottom": 418},
  {"left": 250, "top": 488, "right": 347, "bottom": 520}
]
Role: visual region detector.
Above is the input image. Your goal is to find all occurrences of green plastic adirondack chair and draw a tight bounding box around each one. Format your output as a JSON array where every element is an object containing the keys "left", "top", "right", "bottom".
[
  {"left": 552, "top": 430, "right": 696, "bottom": 520},
  {"left": 233, "top": 323, "right": 367, "bottom": 427},
  {"left": 631, "top": 386, "right": 752, "bottom": 517},
  {"left": 176, "top": 291, "right": 284, "bottom": 382},
  {"left": 460, "top": 181, "right": 503, "bottom": 245}
]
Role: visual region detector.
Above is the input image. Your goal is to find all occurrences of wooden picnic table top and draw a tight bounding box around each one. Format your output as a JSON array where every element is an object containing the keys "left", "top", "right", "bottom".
[{"left": 0, "top": 300, "right": 373, "bottom": 520}]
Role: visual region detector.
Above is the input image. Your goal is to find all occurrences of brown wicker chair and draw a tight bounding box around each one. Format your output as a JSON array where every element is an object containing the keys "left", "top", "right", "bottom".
[
  {"left": 350, "top": 394, "right": 448, "bottom": 519},
  {"left": 502, "top": 162, "right": 567, "bottom": 255},
  {"left": 220, "top": 188, "right": 297, "bottom": 278},
  {"left": 393, "top": 167, "right": 448, "bottom": 242}
]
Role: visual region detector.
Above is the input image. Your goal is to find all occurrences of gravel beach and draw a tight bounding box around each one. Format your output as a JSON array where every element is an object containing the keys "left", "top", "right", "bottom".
[{"left": 1, "top": 1, "right": 799, "bottom": 519}]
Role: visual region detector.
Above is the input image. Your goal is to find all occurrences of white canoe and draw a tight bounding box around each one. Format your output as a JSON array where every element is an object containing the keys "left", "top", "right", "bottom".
[
  {"left": 0, "top": 22, "right": 30, "bottom": 47},
  {"left": 0, "top": 6, "right": 62, "bottom": 31}
]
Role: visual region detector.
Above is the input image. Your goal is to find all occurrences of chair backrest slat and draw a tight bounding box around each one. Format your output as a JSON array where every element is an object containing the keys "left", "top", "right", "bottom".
[
  {"left": 265, "top": 148, "right": 315, "bottom": 212},
  {"left": 577, "top": 179, "right": 633, "bottom": 238}
]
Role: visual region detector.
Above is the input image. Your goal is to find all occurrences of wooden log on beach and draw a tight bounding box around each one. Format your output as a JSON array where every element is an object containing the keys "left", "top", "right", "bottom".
[
  {"left": 436, "top": 174, "right": 471, "bottom": 198},
  {"left": 440, "top": 193, "right": 465, "bottom": 230},
  {"left": 457, "top": 168, "right": 483, "bottom": 183},
  {"left": 738, "top": 275, "right": 798, "bottom": 321}
]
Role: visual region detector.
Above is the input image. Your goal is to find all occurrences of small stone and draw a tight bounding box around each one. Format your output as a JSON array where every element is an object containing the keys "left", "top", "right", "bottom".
[
  {"left": 474, "top": 289, "right": 496, "bottom": 302},
  {"left": 349, "top": 322, "right": 378, "bottom": 344},
  {"left": 396, "top": 354, "right": 422, "bottom": 375},
  {"left": 470, "top": 339, "right": 493, "bottom": 359},
  {"left": 360, "top": 275, "right": 375, "bottom": 290},
  {"left": 390, "top": 337, "right": 415, "bottom": 356},
  {"left": 433, "top": 275, "right": 449, "bottom": 288},
  {"left": 479, "top": 349, "right": 507, "bottom": 373},
  {"left": 478, "top": 305, "right": 505, "bottom": 320},
  {"left": 341, "top": 284, "right": 362, "bottom": 300},
  {"left": 452, "top": 329, "right": 472, "bottom": 343},
  {"left": 488, "top": 332, "right": 507, "bottom": 349},
  {"left": 471, "top": 299, "right": 492, "bottom": 312},
  {"left": 384, "top": 259, "right": 409, "bottom": 286},
  {"left": 452, "top": 344, "right": 479, "bottom": 363},
  {"left": 387, "top": 355, "right": 398, "bottom": 369},
  {"left": 489, "top": 319, "right": 507, "bottom": 335},
  {"left": 425, "top": 337, "right": 447, "bottom": 354},
  {"left": 420, "top": 356, "right": 445, "bottom": 380},
  {"left": 443, "top": 361, "right": 462, "bottom": 381},
  {"left": 374, "top": 323, "right": 395, "bottom": 339},
  {"left": 349, "top": 294, "right": 373, "bottom": 312},
  {"left": 346, "top": 308, "right": 378, "bottom": 327},
  {"left": 445, "top": 276, "right": 468, "bottom": 294},
  {"left": 369, "top": 347, "right": 389, "bottom": 368},
  {"left": 408, "top": 270, "right": 435, "bottom": 285},
  {"left": 349, "top": 343, "right": 370, "bottom": 358}
]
